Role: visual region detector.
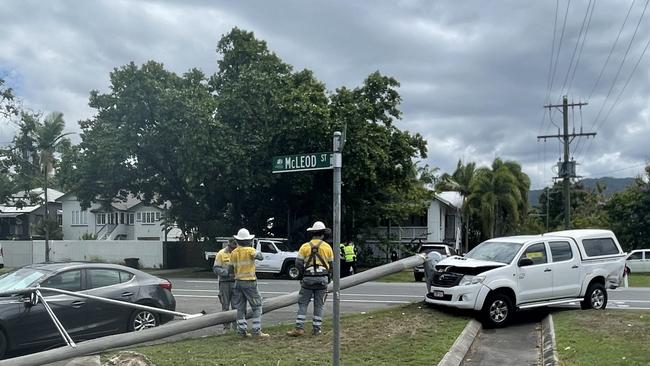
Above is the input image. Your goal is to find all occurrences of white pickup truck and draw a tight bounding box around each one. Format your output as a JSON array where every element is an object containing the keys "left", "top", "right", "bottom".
[
  {"left": 205, "top": 238, "right": 300, "bottom": 280},
  {"left": 424, "top": 229, "right": 627, "bottom": 327}
]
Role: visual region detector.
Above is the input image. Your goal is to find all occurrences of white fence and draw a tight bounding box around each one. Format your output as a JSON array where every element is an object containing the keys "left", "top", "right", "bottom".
[{"left": 0, "top": 240, "right": 164, "bottom": 268}]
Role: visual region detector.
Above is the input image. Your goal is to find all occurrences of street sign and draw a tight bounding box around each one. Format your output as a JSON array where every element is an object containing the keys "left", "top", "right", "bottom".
[{"left": 272, "top": 152, "right": 332, "bottom": 173}]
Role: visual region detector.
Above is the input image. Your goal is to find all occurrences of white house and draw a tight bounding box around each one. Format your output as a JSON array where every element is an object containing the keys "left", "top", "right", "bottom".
[
  {"left": 370, "top": 191, "right": 463, "bottom": 247},
  {"left": 56, "top": 193, "right": 172, "bottom": 241}
]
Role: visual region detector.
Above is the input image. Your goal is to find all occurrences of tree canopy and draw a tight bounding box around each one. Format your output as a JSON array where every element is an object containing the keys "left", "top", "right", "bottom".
[{"left": 62, "top": 28, "right": 433, "bottom": 241}]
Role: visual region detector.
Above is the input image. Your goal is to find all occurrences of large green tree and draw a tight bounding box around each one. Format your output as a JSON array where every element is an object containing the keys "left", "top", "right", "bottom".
[
  {"left": 63, "top": 28, "right": 432, "bottom": 242},
  {"left": 605, "top": 166, "right": 650, "bottom": 251}
]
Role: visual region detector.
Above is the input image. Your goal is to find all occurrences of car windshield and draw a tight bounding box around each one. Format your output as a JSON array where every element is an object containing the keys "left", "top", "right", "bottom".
[
  {"left": 0, "top": 268, "right": 50, "bottom": 293},
  {"left": 465, "top": 241, "right": 524, "bottom": 264},
  {"left": 273, "top": 242, "right": 291, "bottom": 252}
]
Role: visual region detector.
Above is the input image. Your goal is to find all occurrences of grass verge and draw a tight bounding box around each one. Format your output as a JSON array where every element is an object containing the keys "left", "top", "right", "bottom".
[
  {"left": 628, "top": 273, "right": 650, "bottom": 287},
  {"left": 106, "top": 303, "right": 468, "bottom": 366},
  {"left": 554, "top": 309, "right": 650, "bottom": 366}
]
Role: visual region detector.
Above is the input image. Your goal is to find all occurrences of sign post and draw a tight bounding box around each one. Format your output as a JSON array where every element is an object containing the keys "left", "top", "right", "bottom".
[{"left": 271, "top": 132, "right": 343, "bottom": 366}]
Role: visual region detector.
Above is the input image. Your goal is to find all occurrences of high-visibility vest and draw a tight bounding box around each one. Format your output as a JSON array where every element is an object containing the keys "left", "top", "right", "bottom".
[
  {"left": 343, "top": 243, "right": 356, "bottom": 262},
  {"left": 230, "top": 246, "right": 258, "bottom": 281}
]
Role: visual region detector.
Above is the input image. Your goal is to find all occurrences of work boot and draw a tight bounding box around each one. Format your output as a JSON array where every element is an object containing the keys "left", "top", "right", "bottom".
[
  {"left": 237, "top": 331, "right": 251, "bottom": 338},
  {"left": 252, "top": 331, "right": 270, "bottom": 339},
  {"left": 286, "top": 328, "right": 305, "bottom": 337},
  {"left": 312, "top": 328, "right": 322, "bottom": 336}
]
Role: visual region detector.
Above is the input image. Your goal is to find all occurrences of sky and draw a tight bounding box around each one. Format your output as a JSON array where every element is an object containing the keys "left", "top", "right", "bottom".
[{"left": 1, "top": 0, "right": 649, "bottom": 189}]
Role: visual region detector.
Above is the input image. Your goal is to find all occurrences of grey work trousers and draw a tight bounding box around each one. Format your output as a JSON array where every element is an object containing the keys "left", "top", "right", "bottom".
[
  {"left": 232, "top": 280, "right": 264, "bottom": 335},
  {"left": 218, "top": 280, "right": 236, "bottom": 331},
  {"left": 295, "top": 276, "right": 328, "bottom": 331}
]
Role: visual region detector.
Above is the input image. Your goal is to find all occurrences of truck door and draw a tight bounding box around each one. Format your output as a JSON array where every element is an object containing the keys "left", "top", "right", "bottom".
[
  {"left": 627, "top": 251, "right": 643, "bottom": 272},
  {"left": 517, "top": 242, "right": 553, "bottom": 303},
  {"left": 645, "top": 251, "right": 650, "bottom": 272},
  {"left": 258, "top": 241, "right": 280, "bottom": 271},
  {"left": 549, "top": 241, "right": 581, "bottom": 298}
]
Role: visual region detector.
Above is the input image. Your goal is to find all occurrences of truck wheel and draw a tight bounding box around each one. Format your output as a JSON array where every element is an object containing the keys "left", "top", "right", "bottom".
[
  {"left": 414, "top": 273, "right": 424, "bottom": 282},
  {"left": 481, "top": 293, "right": 513, "bottom": 328},
  {"left": 580, "top": 283, "right": 607, "bottom": 310},
  {"left": 284, "top": 262, "right": 300, "bottom": 280}
]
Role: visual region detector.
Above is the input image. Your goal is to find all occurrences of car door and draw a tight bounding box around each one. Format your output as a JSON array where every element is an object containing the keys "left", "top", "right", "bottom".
[
  {"left": 13, "top": 269, "right": 87, "bottom": 348},
  {"left": 517, "top": 242, "right": 553, "bottom": 303},
  {"left": 627, "top": 251, "right": 643, "bottom": 272},
  {"left": 82, "top": 268, "right": 137, "bottom": 337},
  {"left": 645, "top": 251, "right": 650, "bottom": 272},
  {"left": 258, "top": 241, "right": 279, "bottom": 271},
  {"left": 549, "top": 241, "right": 581, "bottom": 298}
]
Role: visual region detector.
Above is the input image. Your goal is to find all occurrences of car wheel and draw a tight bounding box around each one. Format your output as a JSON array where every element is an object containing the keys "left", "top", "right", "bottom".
[
  {"left": 129, "top": 309, "right": 160, "bottom": 331},
  {"left": 481, "top": 293, "right": 513, "bottom": 328},
  {"left": 285, "top": 263, "right": 300, "bottom": 280},
  {"left": 414, "top": 273, "right": 424, "bottom": 282},
  {"left": 580, "top": 283, "right": 607, "bottom": 310}
]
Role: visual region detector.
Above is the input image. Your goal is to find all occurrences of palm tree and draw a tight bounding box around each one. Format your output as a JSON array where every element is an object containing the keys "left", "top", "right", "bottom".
[
  {"left": 469, "top": 158, "right": 523, "bottom": 238},
  {"left": 437, "top": 160, "right": 476, "bottom": 252},
  {"left": 35, "top": 112, "right": 72, "bottom": 261}
]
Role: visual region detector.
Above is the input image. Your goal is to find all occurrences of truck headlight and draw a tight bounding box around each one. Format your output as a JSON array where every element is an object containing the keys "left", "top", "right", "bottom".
[{"left": 459, "top": 275, "right": 485, "bottom": 286}]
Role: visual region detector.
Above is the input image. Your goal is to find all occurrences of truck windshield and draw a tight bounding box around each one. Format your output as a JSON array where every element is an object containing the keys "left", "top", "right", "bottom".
[
  {"left": 273, "top": 242, "right": 292, "bottom": 252},
  {"left": 465, "top": 241, "right": 523, "bottom": 264}
]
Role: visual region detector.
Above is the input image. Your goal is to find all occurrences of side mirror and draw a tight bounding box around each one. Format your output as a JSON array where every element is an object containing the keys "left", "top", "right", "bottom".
[
  {"left": 518, "top": 258, "right": 534, "bottom": 267},
  {"left": 23, "top": 292, "right": 39, "bottom": 307}
]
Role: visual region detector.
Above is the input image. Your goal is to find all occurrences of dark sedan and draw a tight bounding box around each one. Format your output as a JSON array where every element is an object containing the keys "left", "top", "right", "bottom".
[{"left": 0, "top": 262, "right": 176, "bottom": 358}]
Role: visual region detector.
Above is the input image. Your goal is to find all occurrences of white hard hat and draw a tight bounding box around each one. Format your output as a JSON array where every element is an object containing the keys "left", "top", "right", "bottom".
[
  {"left": 306, "top": 221, "right": 327, "bottom": 232},
  {"left": 234, "top": 228, "right": 255, "bottom": 241}
]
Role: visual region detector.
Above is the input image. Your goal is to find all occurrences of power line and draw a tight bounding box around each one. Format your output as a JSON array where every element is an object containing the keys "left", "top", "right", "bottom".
[
  {"left": 566, "top": 0, "right": 597, "bottom": 95},
  {"left": 558, "top": 0, "right": 595, "bottom": 97},
  {"left": 541, "top": 0, "right": 572, "bottom": 134},
  {"left": 577, "top": 0, "right": 650, "bottom": 160},
  {"left": 587, "top": 0, "right": 637, "bottom": 101}
]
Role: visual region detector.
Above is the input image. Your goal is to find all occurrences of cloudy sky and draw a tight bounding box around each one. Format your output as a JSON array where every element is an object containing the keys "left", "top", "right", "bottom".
[{"left": 1, "top": 0, "right": 649, "bottom": 189}]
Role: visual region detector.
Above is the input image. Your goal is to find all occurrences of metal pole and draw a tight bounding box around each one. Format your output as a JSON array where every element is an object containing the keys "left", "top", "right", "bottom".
[
  {"left": 44, "top": 176, "right": 50, "bottom": 262},
  {"left": 0, "top": 255, "right": 425, "bottom": 366},
  {"left": 332, "top": 131, "right": 342, "bottom": 366}
]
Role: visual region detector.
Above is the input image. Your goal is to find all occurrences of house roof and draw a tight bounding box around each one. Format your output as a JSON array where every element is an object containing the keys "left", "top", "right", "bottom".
[
  {"left": 0, "top": 205, "right": 40, "bottom": 214},
  {"left": 435, "top": 191, "right": 463, "bottom": 209},
  {"left": 13, "top": 188, "right": 65, "bottom": 203}
]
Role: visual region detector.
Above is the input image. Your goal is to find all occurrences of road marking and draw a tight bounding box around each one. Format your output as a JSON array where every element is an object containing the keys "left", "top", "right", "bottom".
[
  {"left": 173, "top": 294, "right": 411, "bottom": 304},
  {"left": 173, "top": 289, "right": 422, "bottom": 298}
]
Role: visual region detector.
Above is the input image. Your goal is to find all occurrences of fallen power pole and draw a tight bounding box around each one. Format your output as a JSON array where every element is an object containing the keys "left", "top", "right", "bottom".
[{"left": 0, "top": 254, "right": 426, "bottom": 366}]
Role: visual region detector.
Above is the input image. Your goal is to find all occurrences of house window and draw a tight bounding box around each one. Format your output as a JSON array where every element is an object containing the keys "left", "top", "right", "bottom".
[
  {"left": 57, "top": 214, "right": 62, "bottom": 227},
  {"left": 128, "top": 213, "right": 134, "bottom": 225},
  {"left": 71, "top": 210, "right": 87, "bottom": 225},
  {"left": 155, "top": 212, "right": 161, "bottom": 221},
  {"left": 97, "top": 213, "right": 106, "bottom": 225},
  {"left": 136, "top": 212, "right": 141, "bottom": 222}
]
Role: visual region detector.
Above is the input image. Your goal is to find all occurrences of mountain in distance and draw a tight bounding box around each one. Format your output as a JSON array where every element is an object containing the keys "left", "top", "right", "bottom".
[{"left": 528, "top": 177, "right": 636, "bottom": 207}]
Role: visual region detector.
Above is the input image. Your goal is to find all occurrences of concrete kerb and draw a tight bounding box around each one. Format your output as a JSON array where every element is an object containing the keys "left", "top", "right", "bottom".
[
  {"left": 437, "top": 318, "right": 482, "bottom": 366},
  {"left": 541, "top": 314, "right": 559, "bottom": 366}
]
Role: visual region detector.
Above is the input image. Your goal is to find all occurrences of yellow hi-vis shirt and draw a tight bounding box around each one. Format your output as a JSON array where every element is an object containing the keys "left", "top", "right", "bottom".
[
  {"left": 298, "top": 239, "right": 334, "bottom": 274},
  {"left": 230, "top": 246, "right": 259, "bottom": 281}
]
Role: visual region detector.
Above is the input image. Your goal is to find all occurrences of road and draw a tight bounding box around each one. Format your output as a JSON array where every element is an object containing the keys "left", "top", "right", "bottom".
[{"left": 153, "top": 278, "right": 650, "bottom": 344}]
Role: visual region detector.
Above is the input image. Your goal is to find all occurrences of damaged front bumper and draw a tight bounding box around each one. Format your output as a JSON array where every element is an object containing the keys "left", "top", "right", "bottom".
[{"left": 424, "top": 283, "right": 489, "bottom": 310}]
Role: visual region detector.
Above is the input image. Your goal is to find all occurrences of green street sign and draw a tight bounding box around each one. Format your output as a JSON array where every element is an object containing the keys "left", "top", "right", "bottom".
[{"left": 272, "top": 152, "right": 332, "bottom": 173}]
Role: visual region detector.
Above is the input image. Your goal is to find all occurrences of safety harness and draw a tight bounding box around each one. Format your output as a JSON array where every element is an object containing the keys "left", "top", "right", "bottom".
[{"left": 304, "top": 240, "right": 330, "bottom": 277}]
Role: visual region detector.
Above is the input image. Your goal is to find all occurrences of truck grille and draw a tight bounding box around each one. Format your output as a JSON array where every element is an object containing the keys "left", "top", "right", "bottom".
[{"left": 432, "top": 272, "right": 462, "bottom": 287}]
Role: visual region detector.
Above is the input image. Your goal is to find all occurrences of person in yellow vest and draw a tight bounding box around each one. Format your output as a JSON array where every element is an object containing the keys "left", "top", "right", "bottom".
[
  {"left": 213, "top": 239, "right": 237, "bottom": 332},
  {"left": 342, "top": 240, "right": 358, "bottom": 276},
  {"left": 228, "top": 228, "right": 269, "bottom": 338},
  {"left": 287, "top": 221, "right": 334, "bottom": 337}
]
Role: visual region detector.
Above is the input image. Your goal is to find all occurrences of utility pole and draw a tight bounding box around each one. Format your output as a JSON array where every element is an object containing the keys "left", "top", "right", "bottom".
[
  {"left": 332, "top": 131, "right": 343, "bottom": 366},
  {"left": 538, "top": 96, "right": 594, "bottom": 229}
]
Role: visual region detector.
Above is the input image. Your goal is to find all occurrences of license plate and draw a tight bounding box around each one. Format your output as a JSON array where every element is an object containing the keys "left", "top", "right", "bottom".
[{"left": 433, "top": 290, "right": 444, "bottom": 298}]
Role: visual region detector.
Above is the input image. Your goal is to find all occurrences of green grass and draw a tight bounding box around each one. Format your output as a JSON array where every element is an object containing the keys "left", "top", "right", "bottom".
[
  {"left": 107, "top": 303, "right": 469, "bottom": 366},
  {"left": 554, "top": 309, "right": 650, "bottom": 366},
  {"left": 628, "top": 273, "right": 650, "bottom": 288},
  {"left": 375, "top": 269, "right": 418, "bottom": 283}
]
